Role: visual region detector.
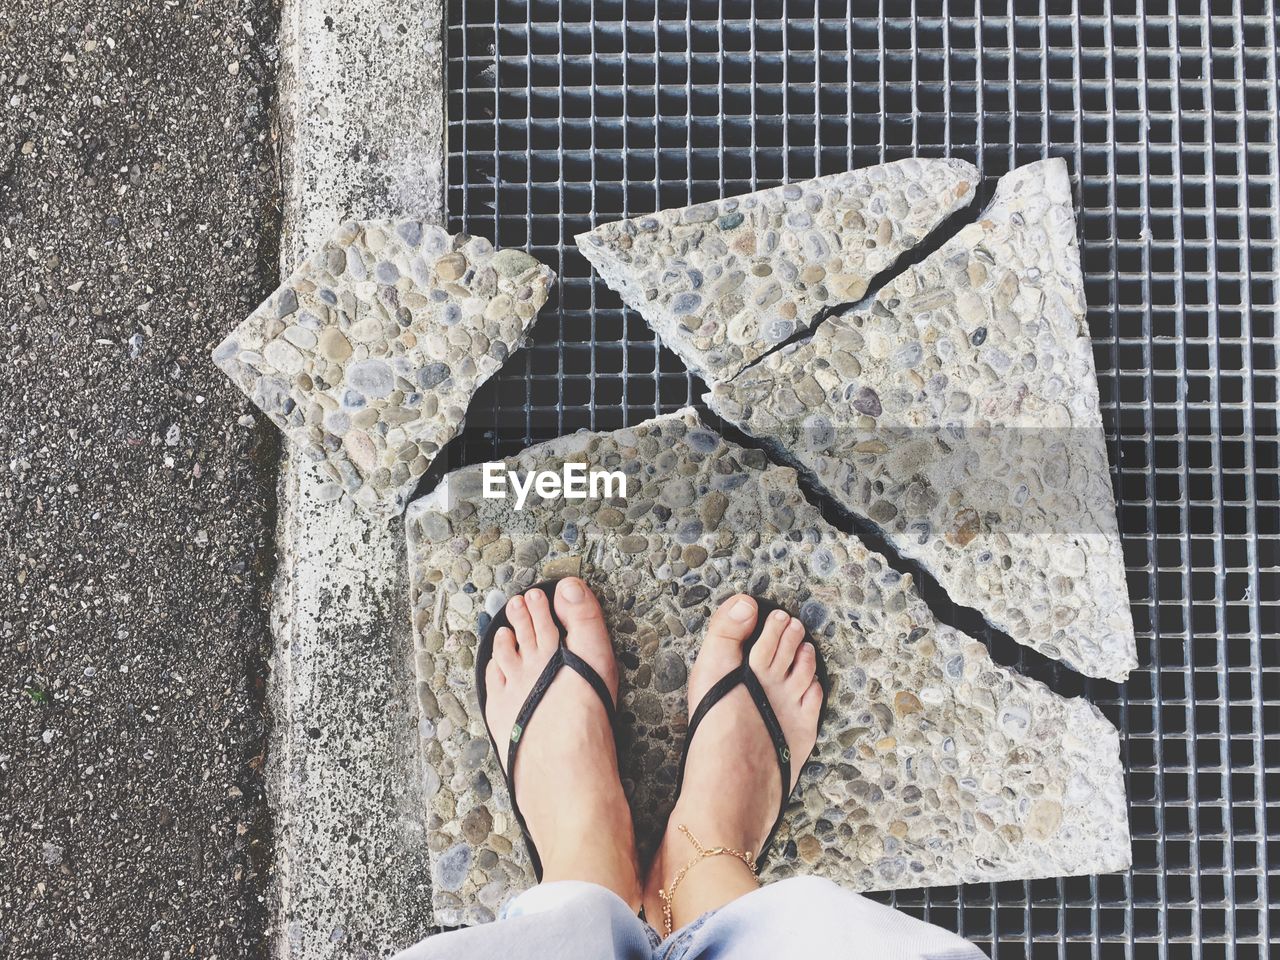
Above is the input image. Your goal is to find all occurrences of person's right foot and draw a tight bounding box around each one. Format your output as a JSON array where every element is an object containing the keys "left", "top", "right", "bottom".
[
  {"left": 643, "top": 595, "right": 824, "bottom": 927},
  {"left": 483, "top": 578, "right": 640, "bottom": 906}
]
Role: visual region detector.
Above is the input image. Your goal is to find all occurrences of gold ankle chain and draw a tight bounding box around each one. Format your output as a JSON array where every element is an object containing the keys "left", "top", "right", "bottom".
[{"left": 657, "top": 824, "right": 757, "bottom": 937}]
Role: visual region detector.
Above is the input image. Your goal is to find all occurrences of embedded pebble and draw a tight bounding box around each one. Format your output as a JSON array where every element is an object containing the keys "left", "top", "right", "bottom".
[
  {"left": 405, "top": 408, "right": 1130, "bottom": 926},
  {"left": 317, "top": 327, "right": 352, "bottom": 361},
  {"left": 489, "top": 249, "right": 538, "bottom": 278},
  {"left": 263, "top": 338, "right": 304, "bottom": 375},
  {"left": 653, "top": 650, "right": 687, "bottom": 694},
  {"left": 851, "top": 387, "right": 882, "bottom": 418},
  {"left": 576, "top": 158, "right": 979, "bottom": 384},
  {"left": 435, "top": 253, "right": 466, "bottom": 281},
  {"left": 435, "top": 843, "right": 473, "bottom": 892},
  {"left": 347, "top": 359, "right": 394, "bottom": 398},
  {"left": 212, "top": 222, "right": 555, "bottom": 517},
  {"left": 418, "top": 363, "right": 451, "bottom": 389},
  {"left": 706, "top": 160, "right": 1136, "bottom": 682}
]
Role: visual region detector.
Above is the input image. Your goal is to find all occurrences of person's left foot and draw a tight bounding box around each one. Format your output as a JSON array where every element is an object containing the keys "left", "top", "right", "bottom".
[
  {"left": 482, "top": 578, "right": 641, "bottom": 906},
  {"left": 643, "top": 594, "right": 824, "bottom": 927}
]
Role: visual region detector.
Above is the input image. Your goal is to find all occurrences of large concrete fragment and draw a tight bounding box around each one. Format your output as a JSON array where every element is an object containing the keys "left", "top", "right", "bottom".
[
  {"left": 706, "top": 159, "right": 1137, "bottom": 682},
  {"left": 576, "top": 158, "right": 979, "bottom": 383},
  {"left": 214, "top": 223, "right": 553, "bottom": 517},
  {"left": 404, "top": 408, "right": 1130, "bottom": 926}
]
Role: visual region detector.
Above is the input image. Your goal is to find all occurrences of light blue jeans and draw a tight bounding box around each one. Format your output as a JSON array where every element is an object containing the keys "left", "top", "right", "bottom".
[{"left": 395, "top": 877, "right": 985, "bottom": 959}]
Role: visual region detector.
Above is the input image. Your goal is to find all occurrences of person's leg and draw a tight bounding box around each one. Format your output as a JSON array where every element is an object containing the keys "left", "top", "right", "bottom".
[
  {"left": 397, "top": 578, "right": 646, "bottom": 957},
  {"left": 642, "top": 595, "right": 824, "bottom": 932},
  {"left": 640, "top": 594, "right": 980, "bottom": 958},
  {"left": 394, "top": 881, "right": 658, "bottom": 960},
  {"left": 485, "top": 577, "right": 642, "bottom": 903},
  {"left": 656, "top": 876, "right": 984, "bottom": 960}
]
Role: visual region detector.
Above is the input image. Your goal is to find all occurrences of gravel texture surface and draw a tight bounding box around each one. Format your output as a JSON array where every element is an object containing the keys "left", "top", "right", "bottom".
[
  {"left": 1, "top": 2, "right": 280, "bottom": 957},
  {"left": 215, "top": 226, "right": 552, "bottom": 518},
  {"left": 406, "top": 409, "right": 1129, "bottom": 926},
  {"left": 576, "top": 157, "right": 978, "bottom": 384},
  {"left": 707, "top": 160, "right": 1137, "bottom": 682}
]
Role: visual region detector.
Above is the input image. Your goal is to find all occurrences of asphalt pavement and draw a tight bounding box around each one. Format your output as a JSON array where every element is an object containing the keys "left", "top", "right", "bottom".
[{"left": 1, "top": 2, "right": 281, "bottom": 956}]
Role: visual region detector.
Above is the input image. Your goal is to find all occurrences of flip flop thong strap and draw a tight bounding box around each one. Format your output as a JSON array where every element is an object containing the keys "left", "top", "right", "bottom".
[
  {"left": 505, "top": 646, "right": 617, "bottom": 776},
  {"left": 741, "top": 667, "right": 793, "bottom": 803},
  {"left": 683, "top": 662, "right": 793, "bottom": 826},
  {"left": 562, "top": 647, "right": 617, "bottom": 725}
]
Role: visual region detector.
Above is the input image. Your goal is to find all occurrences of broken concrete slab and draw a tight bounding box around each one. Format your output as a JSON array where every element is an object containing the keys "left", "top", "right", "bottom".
[
  {"left": 214, "top": 223, "right": 554, "bottom": 518},
  {"left": 705, "top": 159, "right": 1136, "bottom": 682},
  {"left": 404, "top": 408, "right": 1131, "bottom": 926},
  {"left": 575, "top": 158, "right": 979, "bottom": 384}
]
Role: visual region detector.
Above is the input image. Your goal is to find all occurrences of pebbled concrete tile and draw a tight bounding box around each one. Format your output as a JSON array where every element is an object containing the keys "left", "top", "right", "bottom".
[
  {"left": 404, "top": 409, "right": 1131, "bottom": 926},
  {"left": 576, "top": 158, "right": 979, "bottom": 385},
  {"left": 216, "top": 224, "right": 554, "bottom": 518},
  {"left": 706, "top": 160, "right": 1136, "bottom": 682}
]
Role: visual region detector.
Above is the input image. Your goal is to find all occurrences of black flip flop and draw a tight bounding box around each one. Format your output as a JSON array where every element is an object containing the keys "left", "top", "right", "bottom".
[
  {"left": 474, "top": 578, "right": 619, "bottom": 879},
  {"left": 671, "top": 596, "right": 829, "bottom": 870}
]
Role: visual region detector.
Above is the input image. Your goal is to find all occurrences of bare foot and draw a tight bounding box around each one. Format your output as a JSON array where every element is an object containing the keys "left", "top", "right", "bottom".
[
  {"left": 483, "top": 577, "right": 641, "bottom": 908},
  {"left": 643, "top": 594, "right": 824, "bottom": 931}
]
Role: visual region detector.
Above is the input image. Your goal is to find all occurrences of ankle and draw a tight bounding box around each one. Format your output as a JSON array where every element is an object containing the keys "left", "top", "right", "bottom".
[
  {"left": 648, "top": 821, "right": 760, "bottom": 936},
  {"left": 665, "top": 802, "right": 755, "bottom": 860},
  {"left": 539, "top": 830, "right": 641, "bottom": 912}
]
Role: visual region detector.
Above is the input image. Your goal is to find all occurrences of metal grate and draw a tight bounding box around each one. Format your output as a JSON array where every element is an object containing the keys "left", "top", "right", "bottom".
[{"left": 444, "top": 2, "right": 1279, "bottom": 956}]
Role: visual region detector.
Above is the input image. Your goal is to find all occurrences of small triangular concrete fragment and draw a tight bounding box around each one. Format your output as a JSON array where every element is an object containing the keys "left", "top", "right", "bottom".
[
  {"left": 576, "top": 158, "right": 979, "bottom": 383},
  {"left": 405, "top": 408, "right": 1130, "bottom": 926},
  {"left": 706, "top": 159, "right": 1136, "bottom": 681},
  {"left": 213, "top": 221, "right": 554, "bottom": 517}
]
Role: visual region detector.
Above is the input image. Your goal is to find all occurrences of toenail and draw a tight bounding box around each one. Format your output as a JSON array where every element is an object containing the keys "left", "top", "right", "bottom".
[
  {"left": 560, "top": 579, "right": 584, "bottom": 602},
  {"left": 509, "top": 595, "right": 525, "bottom": 611},
  {"left": 729, "top": 598, "right": 755, "bottom": 621},
  {"left": 771, "top": 609, "right": 788, "bottom": 623}
]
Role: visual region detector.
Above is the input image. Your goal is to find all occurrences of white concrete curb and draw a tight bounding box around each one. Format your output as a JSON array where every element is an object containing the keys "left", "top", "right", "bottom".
[{"left": 271, "top": 0, "right": 444, "bottom": 955}]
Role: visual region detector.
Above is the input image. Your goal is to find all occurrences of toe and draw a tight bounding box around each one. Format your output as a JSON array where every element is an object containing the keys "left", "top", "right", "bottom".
[
  {"left": 707, "top": 594, "right": 759, "bottom": 653},
  {"left": 505, "top": 594, "right": 536, "bottom": 649},
  {"left": 748, "top": 608, "right": 790, "bottom": 674},
  {"left": 800, "top": 677, "right": 825, "bottom": 717},
  {"left": 485, "top": 655, "right": 506, "bottom": 689},
  {"left": 554, "top": 577, "right": 618, "bottom": 699},
  {"left": 524, "top": 586, "right": 561, "bottom": 648},
  {"left": 770, "top": 617, "right": 807, "bottom": 677},
  {"left": 553, "top": 577, "right": 605, "bottom": 632},
  {"left": 787, "top": 641, "right": 818, "bottom": 694},
  {"left": 493, "top": 626, "right": 520, "bottom": 674}
]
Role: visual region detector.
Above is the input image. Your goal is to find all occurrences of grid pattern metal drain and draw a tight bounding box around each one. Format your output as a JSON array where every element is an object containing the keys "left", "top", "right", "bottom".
[{"left": 444, "top": 3, "right": 1279, "bottom": 956}]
